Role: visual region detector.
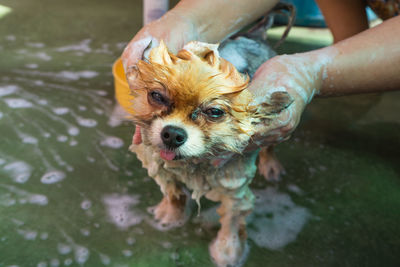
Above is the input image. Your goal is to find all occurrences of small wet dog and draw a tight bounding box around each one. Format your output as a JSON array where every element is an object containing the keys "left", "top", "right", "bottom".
[{"left": 127, "top": 40, "right": 293, "bottom": 266}]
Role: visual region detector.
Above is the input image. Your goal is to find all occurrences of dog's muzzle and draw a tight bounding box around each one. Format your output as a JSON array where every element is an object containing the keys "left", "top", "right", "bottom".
[{"left": 161, "top": 125, "right": 187, "bottom": 148}]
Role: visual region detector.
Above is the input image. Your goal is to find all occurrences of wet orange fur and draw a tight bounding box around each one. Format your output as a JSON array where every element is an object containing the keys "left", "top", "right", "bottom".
[
  {"left": 127, "top": 40, "right": 293, "bottom": 154},
  {"left": 128, "top": 41, "right": 256, "bottom": 153}
]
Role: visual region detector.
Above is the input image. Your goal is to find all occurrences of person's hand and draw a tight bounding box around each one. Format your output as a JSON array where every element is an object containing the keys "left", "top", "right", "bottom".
[
  {"left": 247, "top": 48, "right": 336, "bottom": 148},
  {"left": 122, "top": 10, "right": 199, "bottom": 74},
  {"left": 122, "top": 10, "right": 200, "bottom": 145}
]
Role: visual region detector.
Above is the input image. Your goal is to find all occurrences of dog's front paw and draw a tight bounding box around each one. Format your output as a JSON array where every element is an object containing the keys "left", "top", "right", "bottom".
[
  {"left": 152, "top": 195, "right": 186, "bottom": 227},
  {"left": 258, "top": 156, "right": 286, "bottom": 182},
  {"left": 209, "top": 233, "right": 248, "bottom": 267}
]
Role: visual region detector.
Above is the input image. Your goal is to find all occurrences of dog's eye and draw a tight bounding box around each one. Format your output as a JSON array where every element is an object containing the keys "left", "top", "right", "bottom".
[
  {"left": 150, "top": 91, "right": 168, "bottom": 105},
  {"left": 204, "top": 108, "right": 225, "bottom": 119}
]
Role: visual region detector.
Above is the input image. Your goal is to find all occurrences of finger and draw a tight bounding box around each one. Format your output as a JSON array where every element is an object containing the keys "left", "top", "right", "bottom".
[{"left": 122, "top": 36, "right": 153, "bottom": 72}]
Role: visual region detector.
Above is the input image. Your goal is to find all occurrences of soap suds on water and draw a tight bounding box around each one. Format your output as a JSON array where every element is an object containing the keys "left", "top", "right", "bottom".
[
  {"left": 3, "top": 161, "right": 32, "bottom": 183},
  {"left": 195, "top": 186, "right": 310, "bottom": 250},
  {"left": 57, "top": 135, "right": 68, "bottom": 142},
  {"left": 102, "top": 194, "right": 143, "bottom": 230},
  {"left": 67, "top": 127, "right": 79, "bottom": 136},
  {"left": 4, "top": 98, "right": 33, "bottom": 108},
  {"left": 0, "top": 184, "right": 48, "bottom": 206},
  {"left": 57, "top": 71, "right": 98, "bottom": 81},
  {"left": 248, "top": 187, "right": 310, "bottom": 250},
  {"left": 40, "top": 170, "right": 66, "bottom": 184},
  {"left": 100, "top": 136, "right": 124, "bottom": 149},
  {"left": 25, "top": 63, "right": 39, "bottom": 69},
  {"left": 56, "top": 39, "right": 92, "bottom": 53},
  {"left": 17, "top": 229, "right": 38, "bottom": 240},
  {"left": 0, "top": 85, "right": 19, "bottom": 97},
  {"left": 53, "top": 107, "right": 70, "bottom": 115},
  {"left": 76, "top": 117, "right": 97, "bottom": 127}
]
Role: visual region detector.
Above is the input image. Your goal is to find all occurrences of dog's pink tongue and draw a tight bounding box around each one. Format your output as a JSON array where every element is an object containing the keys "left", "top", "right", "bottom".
[{"left": 160, "top": 150, "right": 176, "bottom": 161}]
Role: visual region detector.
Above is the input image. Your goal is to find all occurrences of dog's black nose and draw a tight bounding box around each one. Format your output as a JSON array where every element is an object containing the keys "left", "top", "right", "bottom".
[{"left": 161, "top": 126, "right": 187, "bottom": 148}]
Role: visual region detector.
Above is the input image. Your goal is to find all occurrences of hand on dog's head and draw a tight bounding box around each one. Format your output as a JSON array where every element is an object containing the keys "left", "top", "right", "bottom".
[{"left": 126, "top": 40, "right": 293, "bottom": 160}]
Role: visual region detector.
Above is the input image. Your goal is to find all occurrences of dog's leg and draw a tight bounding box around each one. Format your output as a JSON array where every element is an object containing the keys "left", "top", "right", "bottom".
[
  {"left": 209, "top": 187, "right": 254, "bottom": 267},
  {"left": 153, "top": 181, "right": 187, "bottom": 225},
  {"left": 258, "top": 145, "right": 286, "bottom": 181}
]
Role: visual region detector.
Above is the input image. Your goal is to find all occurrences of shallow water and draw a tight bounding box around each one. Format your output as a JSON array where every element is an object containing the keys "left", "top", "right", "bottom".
[{"left": 1, "top": 0, "right": 400, "bottom": 266}]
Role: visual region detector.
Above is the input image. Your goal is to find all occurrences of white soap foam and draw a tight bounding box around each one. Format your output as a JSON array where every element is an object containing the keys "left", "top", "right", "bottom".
[
  {"left": 34, "top": 52, "right": 52, "bottom": 61},
  {"left": 57, "top": 71, "right": 98, "bottom": 81},
  {"left": 6, "top": 35, "right": 16, "bottom": 41},
  {"left": 26, "top": 42, "right": 45, "bottom": 48},
  {"left": 67, "top": 127, "right": 79, "bottom": 136},
  {"left": 56, "top": 39, "right": 92, "bottom": 53},
  {"left": 74, "top": 245, "right": 89, "bottom": 265},
  {"left": 28, "top": 194, "right": 48, "bottom": 205},
  {"left": 122, "top": 250, "right": 133, "bottom": 257},
  {"left": 80, "top": 228, "right": 90, "bottom": 236},
  {"left": 40, "top": 171, "right": 66, "bottom": 184},
  {"left": 0, "top": 85, "right": 18, "bottom": 97},
  {"left": 99, "top": 253, "right": 111, "bottom": 265},
  {"left": 102, "top": 194, "right": 143, "bottom": 230},
  {"left": 4, "top": 98, "right": 33, "bottom": 108},
  {"left": 17, "top": 229, "right": 37, "bottom": 240},
  {"left": 57, "top": 243, "right": 72, "bottom": 255},
  {"left": 100, "top": 136, "right": 124, "bottom": 149},
  {"left": 248, "top": 187, "right": 310, "bottom": 250},
  {"left": 80, "top": 200, "right": 92, "bottom": 210},
  {"left": 76, "top": 117, "right": 97, "bottom": 128},
  {"left": 57, "top": 135, "right": 68, "bottom": 142},
  {"left": 64, "top": 258, "right": 73, "bottom": 266},
  {"left": 3, "top": 161, "right": 32, "bottom": 183},
  {"left": 52, "top": 107, "right": 70, "bottom": 115}
]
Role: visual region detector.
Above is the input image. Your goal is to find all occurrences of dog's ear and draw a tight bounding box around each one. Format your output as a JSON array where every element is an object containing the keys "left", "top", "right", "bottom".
[
  {"left": 148, "top": 40, "right": 173, "bottom": 65},
  {"left": 251, "top": 91, "right": 294, "bottom": 116},
  {"left": 181, "top": 41, "right": 220, "bottom": 67}
]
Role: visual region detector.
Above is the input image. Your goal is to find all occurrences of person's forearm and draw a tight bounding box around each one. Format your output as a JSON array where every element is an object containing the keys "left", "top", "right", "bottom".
[
  {"left": 320, "top": 16, "right": 400, "bottom": 96},
  {"left": 316, "top": 0, "right": 369, "bottom": 43},
  {"left": 171, "top": 0, "right": 279, "bottom": 43}
]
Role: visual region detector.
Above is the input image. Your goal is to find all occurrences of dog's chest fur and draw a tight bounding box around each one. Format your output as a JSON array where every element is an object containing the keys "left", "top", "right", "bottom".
[{"left": 130, "top": 128, "right": 259, "bottom": 206}]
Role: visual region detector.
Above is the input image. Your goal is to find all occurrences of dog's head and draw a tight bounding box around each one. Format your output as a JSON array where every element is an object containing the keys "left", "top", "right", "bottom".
[{"left": 127, "top": 40, "right": 292, "bottom": 161}]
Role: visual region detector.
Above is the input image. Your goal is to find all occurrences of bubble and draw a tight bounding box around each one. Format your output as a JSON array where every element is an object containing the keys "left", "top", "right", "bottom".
[
  {"left": 40, "top": 171, "right": 66, "bottom": 184},
  {"left": 63, "top": 259, "right": 73, "bottom": 266},
  {"left": 17, "top": 229, "right": 37, "bottom": 240},
  {"left": 80, "top": 200, "right": 92, "bottom": 210},
  {"left": 126, "top": 237, "right": 136, "bottom": 246},
  {"left": 3, "top": 161, "right": 32, "bottom": 183},
  {"left": 25, "top": 63, "right": 39, "bottom": 69},
  {"left": 29, "top": 194, "right": 48, "bottom": 206},
  {"left": 67, "top": 127, "right": 79, "bottom": 136},
  {"left": 100, "top": 136, "right": 124, "bottom": 149},
  {"left": 74, "top": 246, "right": 89, "bottom": 265},
  {"left": 57, "top": 243, "right": 72, "bottom": 255},
  {"left": 57, "top": 135, "right": 68, "bottom": 142},
  {"left": 52, "top": 107, "right": 69, "bottom": 115},
  {"left": 122, "top": 250, "right": 133, "bottom": 257},
  {"left": 4, "top": 98, "right": 33, "bottom": 108},
  {"left": 22, "top": 135, "right": 38, "bottom": 144},
  {"left": 76, "top": 117, "right": 97, "bottom": 127},
  {"left": 0, "top": 85, "right": 18, "bottom": 96}
]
